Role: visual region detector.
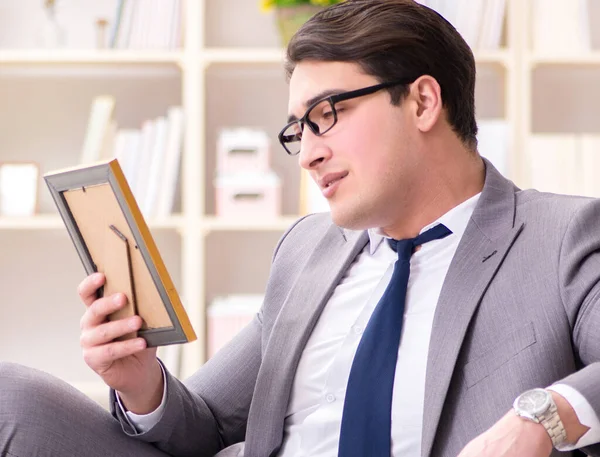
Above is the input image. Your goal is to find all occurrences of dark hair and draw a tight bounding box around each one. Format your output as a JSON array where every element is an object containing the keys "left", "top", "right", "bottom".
[{"left": 285, "top": 0, "right": 478, "bottom": 150}]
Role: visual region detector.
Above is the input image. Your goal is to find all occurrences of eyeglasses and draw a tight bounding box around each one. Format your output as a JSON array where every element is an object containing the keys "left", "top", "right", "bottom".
[{"left": 278, "top": 78, "right": 416, "bottom": 156}]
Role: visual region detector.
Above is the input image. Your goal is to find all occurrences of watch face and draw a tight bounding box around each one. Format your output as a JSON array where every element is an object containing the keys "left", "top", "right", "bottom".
[{"left": 516, "top": 389, "right": 551, "bottom": 415}]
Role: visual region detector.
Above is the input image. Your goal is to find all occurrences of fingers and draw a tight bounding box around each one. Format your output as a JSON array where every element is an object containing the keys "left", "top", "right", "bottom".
[
  {"left": 82, "top": 337, "right": 148, "bottom": 372},
  {"left": 80, "top": 292, "right": 128, "bottom": 330},
  {"left": 78, "top": 273, "right": 105, "bottom": 307},
  {"left": 80, "top": 315, "right": 143, "bottom": 348}
]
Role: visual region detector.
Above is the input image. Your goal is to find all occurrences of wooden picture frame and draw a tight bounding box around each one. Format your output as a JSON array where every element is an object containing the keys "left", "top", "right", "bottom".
[{"left": 44, "top": 158, "right": 196, "bottom": 347}]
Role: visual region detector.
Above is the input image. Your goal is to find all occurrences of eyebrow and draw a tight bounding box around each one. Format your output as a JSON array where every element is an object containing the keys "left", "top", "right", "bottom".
[{"left": 286, "top": 88, "right": 345, "bottom": 123}]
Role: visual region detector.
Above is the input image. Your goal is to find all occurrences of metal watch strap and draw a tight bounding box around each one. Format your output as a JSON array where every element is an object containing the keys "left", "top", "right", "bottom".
[{"left": 539, "top": 399, "right": 568, "bottom": 447}]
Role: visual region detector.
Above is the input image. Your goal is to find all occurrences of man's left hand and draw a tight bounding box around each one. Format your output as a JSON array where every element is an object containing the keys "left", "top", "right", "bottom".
[{"left": 457, "top": 410, "right": 553, "bottom": 457}]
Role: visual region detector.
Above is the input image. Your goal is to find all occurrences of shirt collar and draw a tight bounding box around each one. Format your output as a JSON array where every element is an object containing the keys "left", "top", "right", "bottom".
[{"left": 367, "top": 193, "right": 482, "bottom": 255}]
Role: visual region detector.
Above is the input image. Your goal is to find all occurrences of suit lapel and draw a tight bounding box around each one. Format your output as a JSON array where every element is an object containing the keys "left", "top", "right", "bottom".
[
  {"left": 421, "top": 160, "right": 524, "bottom": 457},
  {"left": 246, "top": 224, "right": 369, "bottom": 457}
]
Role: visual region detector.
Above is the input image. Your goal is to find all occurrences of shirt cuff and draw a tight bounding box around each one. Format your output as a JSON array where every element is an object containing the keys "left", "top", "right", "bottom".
[
  {"left": 115, "top": 362, "right": 168, "bottom": 434},
  {"left": 547, "top": 383, "right": 600, "bottom": 450}
]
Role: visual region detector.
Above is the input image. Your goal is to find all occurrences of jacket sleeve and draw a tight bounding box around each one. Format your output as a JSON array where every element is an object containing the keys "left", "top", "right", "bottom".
[
  {"left": 557, "top": 198, "right": 600, "bottom": 456},
  {"left": 110, "top": 314, "right": 262, "bottom": 457}
]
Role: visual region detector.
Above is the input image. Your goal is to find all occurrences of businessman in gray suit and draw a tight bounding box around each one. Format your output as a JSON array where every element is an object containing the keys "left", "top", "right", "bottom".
[{"left": 1, "top": 1, "right": 600, "bottom": 456}]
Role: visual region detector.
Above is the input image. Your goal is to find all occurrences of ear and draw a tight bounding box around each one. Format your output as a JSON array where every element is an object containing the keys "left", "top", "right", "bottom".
[{"left": 409, "top": 75, "right": 443, "bottom": 133}]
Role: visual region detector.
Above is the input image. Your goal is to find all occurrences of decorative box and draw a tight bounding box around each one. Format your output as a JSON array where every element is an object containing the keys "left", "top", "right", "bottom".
[
  {"left": 214, "top": 171, "right": 281, "bottom": 218},
  {"left": 207, "top": 294, "right": 264, "bottom": 358},
  {"left": 217, "top": 128, "right": 271, "bottom": 174}
]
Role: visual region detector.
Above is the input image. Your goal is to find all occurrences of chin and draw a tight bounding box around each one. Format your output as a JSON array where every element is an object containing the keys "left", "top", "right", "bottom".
[{"left": 330, "top": 204, "right": 375, "bottom": 231}]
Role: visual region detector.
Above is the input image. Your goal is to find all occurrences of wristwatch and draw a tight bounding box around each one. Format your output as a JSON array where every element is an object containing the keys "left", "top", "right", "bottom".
[{"left": 513, "top": 388, "right": 567, "bottom": 447}]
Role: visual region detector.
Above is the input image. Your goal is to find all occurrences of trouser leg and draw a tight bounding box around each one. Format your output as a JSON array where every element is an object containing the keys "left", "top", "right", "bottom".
[{"left": 0, "top": 362, "right": 170, "bottom": 457}]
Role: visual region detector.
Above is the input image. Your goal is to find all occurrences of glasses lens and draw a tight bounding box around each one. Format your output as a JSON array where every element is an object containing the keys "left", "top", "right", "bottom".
[
  {"left": 307, "top": 99, "right": 336, "bottom": 135},
  {"left": 281, "top": 121, "right": 302, "bottom": 155}
]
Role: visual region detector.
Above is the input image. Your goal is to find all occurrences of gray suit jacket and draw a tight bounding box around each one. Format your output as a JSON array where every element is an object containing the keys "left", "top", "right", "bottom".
[{"left": 112, "top": 160, "right": 600, "bottom": 457}]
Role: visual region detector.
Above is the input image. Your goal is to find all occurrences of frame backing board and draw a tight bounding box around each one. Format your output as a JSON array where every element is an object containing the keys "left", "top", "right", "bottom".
[{"left": 44, "top": 159, "right": 196, "bottom": 347}]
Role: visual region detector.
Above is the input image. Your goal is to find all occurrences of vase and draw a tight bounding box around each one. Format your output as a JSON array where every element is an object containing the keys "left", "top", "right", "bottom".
[
  {"left": 35, "top": 1, "right": 67, "bottom": 48},
  {"left": 275, "top": 5, "right": 324, "bottom": 46}
]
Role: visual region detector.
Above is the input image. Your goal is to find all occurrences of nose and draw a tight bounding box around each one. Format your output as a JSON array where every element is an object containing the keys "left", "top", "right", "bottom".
[{"left": 298, "top": 128, "right": 332, "bottom": 171}]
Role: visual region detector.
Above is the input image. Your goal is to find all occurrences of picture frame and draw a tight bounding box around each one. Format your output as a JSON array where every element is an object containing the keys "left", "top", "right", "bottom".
[
  {"left": 44, "top": 158, "right": 196, "bottom": 347},
  {"left": 0, "top": 162, "right": 40, "bottom": 217}
]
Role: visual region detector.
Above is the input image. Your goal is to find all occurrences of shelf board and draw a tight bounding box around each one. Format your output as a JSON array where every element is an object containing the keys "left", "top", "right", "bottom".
[
  {"left": 203, "top": 47, "right": 510, "bottom": 66},
  {"left": 0, "top": 49, "right": 183, "bottom": 65},
  {"left": 473, "top": 49, "right": 512, "bottom": 66},
  {"left": 202, "top": 216, "right": 299, "bottom": 232},
  {"left": 0, "top": 214, "right": 184, "bottom": 230},
  {"left": 528, "top": 52, "right": 600, "bottom": 67},
  {"left": 202, "top": 47, "right": 287, "bottom": 64},
  {"left": 0, "top": 48, "right": 511, "bottom": 67}
]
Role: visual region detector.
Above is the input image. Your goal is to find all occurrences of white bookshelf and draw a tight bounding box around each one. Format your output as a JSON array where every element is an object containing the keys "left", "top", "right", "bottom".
[
  {"left": 527, "top": 53, "right": 600, "bottom": 67},
  {"left": 202, "top": 216, "right": 299, "bottom": 233},
  {"left": 0, "top": 49, "right": 184, "bottom": 65},
  {"left": 0, "top": 214, "right": 184, "bottom": 230},
  {"left": 1, "top": 0, "right": 596, "bottom": 404},
  {"left": 203, "top": 47, "right": 286, "bottom": 64}
]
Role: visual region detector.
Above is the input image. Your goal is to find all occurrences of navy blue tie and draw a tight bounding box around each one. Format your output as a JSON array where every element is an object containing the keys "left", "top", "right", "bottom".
[{"left": 338, "top": 223, "right": 452, "bottom": 457}]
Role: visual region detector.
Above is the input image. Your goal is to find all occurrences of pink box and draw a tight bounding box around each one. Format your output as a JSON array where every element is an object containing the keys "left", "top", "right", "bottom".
[
  {"left": 207, "top": 295, "right": 263, "bottom": 358},
  {"left": 215, "top": 171, "right": 281, "bottom": 218},
  {"left": 217, "top": 128, "right": 271, "bottom": 174}
]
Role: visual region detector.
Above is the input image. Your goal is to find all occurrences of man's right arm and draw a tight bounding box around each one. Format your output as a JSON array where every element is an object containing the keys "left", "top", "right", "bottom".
[
  {"left": 78, "top": 272, "right": 262, "bottom": 456},
  {"left": 109, "top": 315, "right": 263, "bottom": 457}
]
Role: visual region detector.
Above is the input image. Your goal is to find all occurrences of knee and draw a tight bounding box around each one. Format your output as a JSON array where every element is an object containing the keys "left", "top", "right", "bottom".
[
  {"left": 0, "top": 360, "right": 38, "bottom": 381},
  {"left": 0, "top": 362, "right": 100, "bottom": 456},
  {"left": 0, "top": 362, "right": 73, "bottom": 417}
]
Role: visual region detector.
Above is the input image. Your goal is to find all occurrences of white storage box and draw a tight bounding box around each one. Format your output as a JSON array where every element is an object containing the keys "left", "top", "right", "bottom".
[
  {"left": 207, "top": 294, "right": 264, "bottom": 358},
  {"left": 217, "top": 128, "right": 271, "bottom": 174},
  {"left": 215, "top": 171, "right": 281, "bottom": 218}
]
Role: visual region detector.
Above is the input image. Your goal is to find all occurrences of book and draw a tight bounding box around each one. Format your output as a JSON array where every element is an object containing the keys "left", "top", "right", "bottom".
[
  {"left": 143, "top": 116, "right": 169, "bottom": 217},
  {"left": 156, "top": 106, "right": 184, "bottom": 218},
  {"left": 80, "top": 96, "right": 116, "bottom": 165}
]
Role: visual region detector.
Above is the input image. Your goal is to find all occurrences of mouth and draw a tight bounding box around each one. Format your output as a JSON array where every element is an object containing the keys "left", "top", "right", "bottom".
[{"left": 319, "top": 171, "right": 349, "bottom": 190}]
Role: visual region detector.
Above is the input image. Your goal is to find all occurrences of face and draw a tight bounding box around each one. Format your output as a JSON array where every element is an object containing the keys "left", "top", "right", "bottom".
[{"left": 287, "top": 61, "right": 422, "bottom": 231}]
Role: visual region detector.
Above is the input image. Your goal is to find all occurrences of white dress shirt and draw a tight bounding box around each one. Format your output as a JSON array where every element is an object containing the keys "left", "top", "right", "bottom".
[{"left": 122, "top": 193, "right": 600, "bottom": 455}]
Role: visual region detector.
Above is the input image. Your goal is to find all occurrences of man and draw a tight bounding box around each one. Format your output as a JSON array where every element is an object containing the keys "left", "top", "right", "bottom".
[{"left": 1, "top": 1, "right": 600, "bottom": 456}]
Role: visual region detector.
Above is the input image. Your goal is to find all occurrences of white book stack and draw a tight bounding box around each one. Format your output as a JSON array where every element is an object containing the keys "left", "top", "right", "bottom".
[
  {"left": 109, "top": 106, "right": 184, "bottom": 219},
  {"left": 142, "top": 116, "right": 170, "bottom": 215},
  {"left": 114, "top": 129, "right": 142, "bottom": 186},
  {"left": 131, "top": 119, "right": 157, "bottom": 204},
  {"left": 155, "top": 107, "right": 185, "bottom": 218},
  {"left": 110, "top": 0, "right": 182, "bottom": 50},
  {"left": 413, "top": 0, "right": 506, "bottom": 50},
  {"left": 79, "top": 96, "right": 116, "bottom": 165},
  {"left": 79, "top": 98, "right": 184, "bottom": 219},
  {"left": 531, "top": 0, "right": 591, "bottom": 55},
  {"left": 478, "top": 0, "right": 507, "bottom": 50},
  {"left": 453, "top": 0, "right": 486, "bottom": 49}
]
